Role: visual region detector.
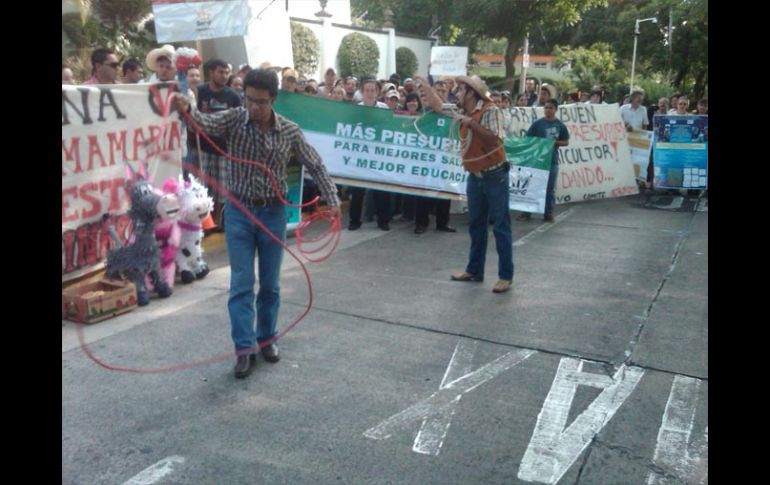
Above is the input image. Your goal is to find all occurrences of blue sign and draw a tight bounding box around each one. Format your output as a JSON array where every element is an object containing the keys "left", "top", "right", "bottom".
[{"left": 652, "top": 115, "right": 708, "bottom": 189}]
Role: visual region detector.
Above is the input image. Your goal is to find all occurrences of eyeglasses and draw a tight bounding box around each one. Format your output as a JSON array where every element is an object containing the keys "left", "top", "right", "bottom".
[{"left": 244, "top": 95, "right": 271, "bottom": 106}]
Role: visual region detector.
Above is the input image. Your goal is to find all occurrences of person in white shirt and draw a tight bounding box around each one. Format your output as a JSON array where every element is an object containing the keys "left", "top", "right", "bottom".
[
  {"left": 348, "top": 78, "right": 390, "bottom": 231},
  {"left": 620, "top": 91, "right": 649, "bottom": 131}
]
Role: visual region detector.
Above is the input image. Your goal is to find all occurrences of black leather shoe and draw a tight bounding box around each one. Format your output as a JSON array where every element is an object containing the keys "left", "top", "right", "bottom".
[
  {"left": 234, "top": 353, "right": 256, "bottom": 378},
  {"left": 261, "top": 343, "right": 280, "bottom": 363},
  {"left": 414, "top": 225, "right": 427, "bottom": 234},
  {"left": 436, "top": 225, "right": 456, "bottom": 233},
  {"left": 348, "top": 221, "right": 362, "bottom": 231}
]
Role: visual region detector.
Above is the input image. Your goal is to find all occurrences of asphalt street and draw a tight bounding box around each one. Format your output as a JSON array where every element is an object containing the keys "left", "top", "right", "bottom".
[{"left": 62, "top": 191, "right": 708, "bottom": 485}]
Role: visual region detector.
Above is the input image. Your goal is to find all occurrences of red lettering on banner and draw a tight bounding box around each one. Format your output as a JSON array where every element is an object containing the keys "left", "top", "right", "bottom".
[
  {"left": 87, "top": 134, "right": 107, "bottom": 171},
  {"left": 567, "top": 122, "right": 628, "bottom": 143},
  {"left": 62, "top": 177, "right": 129, "bottom": 225},
  {"left": 100, "top": 177, "right": 127, "bottom": 211},
  {"left": 148, "top": 125, "right": 163, "bottom": 157},
  {"left": 107, "top": 130, "right": 128, "bottom": 165},
  {"left": 167, "top": 121, "right": 181, "bottom": 150},
  {"left": 560, "top": 166, "right": 607, "bottom": 189},
  {"left": 78, "top": 182, "right": 101, "bottom": 219},
  {"left": 61, "top": 213, "right": 132, "bottom": 276},
  {"left": 610, "top": 185, "right": 637, "bottom": 197},
  {"left": 62, "top": 137, "right": 82, "bottom": 176},
  {"left": 62, "top": 186, "right": 78, "bottom": 223},
  {"left": 132, "top": 127, "right": 147, "bottom": 161}
]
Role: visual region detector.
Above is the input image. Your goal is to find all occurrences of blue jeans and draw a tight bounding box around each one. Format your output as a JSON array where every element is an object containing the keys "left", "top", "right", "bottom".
[
  {"left": 224, "top": 201, "right": 286, "bottom": 352},
  {"left": 465, "top": 168, "right": 513, "bottom": 281},
  {"left": 545, "top": 162, "right": 559, "bottom": 216}
]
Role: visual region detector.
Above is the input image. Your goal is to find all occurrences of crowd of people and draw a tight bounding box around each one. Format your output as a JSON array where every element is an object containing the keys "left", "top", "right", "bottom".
[{"left": 64, "top": 44, "right": 709, "bottom": 376}]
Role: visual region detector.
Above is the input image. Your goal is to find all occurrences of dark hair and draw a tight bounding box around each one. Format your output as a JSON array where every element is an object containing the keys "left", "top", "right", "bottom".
[
  {"left": 545, "top": 99, "right": 559, "bottom": 109},
  {"left": 516, "top": 93, "right": 528, "bottom": 103},
  {"left": 226, "top": 74, "right": 238, "bottom": 87},
  {"left": 405, "top": 92, "right": 422, "bottom": 111},
  {"left": 325, "top": 67, "right": 336, "bottom": 76},
  {"left": 91, "top": 47, "right": 114, "bottom": 69},
  {"left": 360, "top": 78, "right": 380, "bottom": 91},
  {"left": 244, "top": 68, "right": 279, "bottom": 98},
  {"left": 631, "top": 90, "right": 644, "bottom": 99},
  {"left": 122, "top": 59, "right": 142, "bottom": 76},
  {"left": 186, "top": 64, "right": 200, "bottom": 74},
  {"left": 205, "top": 58, "right": 229, "bottom": 74},
  {"left": 304, "top": 85, "right": 317, "bottom": 94},
  {"left": 698, "top": 98, "right": 708, "bottom": 106},
  {"left": 434, "top": 80, "right": 447, "bottom": 88}
]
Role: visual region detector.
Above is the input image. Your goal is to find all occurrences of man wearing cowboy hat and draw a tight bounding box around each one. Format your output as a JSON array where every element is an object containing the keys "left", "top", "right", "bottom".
[
  {"left": 415, "top": 74, "right": 514, "bottom": 294},
  {"left": 145, "top": 44, "right": 177, "bottom": 83},
  {"left": 537, "top": 83, "right": 557, "bottom": 107}
]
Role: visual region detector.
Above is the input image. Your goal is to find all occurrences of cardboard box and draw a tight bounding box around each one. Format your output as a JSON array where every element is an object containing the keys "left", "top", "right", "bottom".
[{"left": 62, "top": 279, "right": 137, "bottom": 324}]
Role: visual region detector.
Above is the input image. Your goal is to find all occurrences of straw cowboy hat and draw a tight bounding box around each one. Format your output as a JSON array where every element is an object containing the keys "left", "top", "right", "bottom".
[
  {"left": 145, "top": 45, "right": 176, "bottom": 72},
  {"left": 541, "top": 83, "right": 557, "bottom": 99},
  {"left": 455, "top": 75, "right": 492, "bottom": 102}
]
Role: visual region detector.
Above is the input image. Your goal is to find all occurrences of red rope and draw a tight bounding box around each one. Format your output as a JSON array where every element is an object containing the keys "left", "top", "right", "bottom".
[{"left": 76, "top": 85, "right": 341, "bottom": 373}]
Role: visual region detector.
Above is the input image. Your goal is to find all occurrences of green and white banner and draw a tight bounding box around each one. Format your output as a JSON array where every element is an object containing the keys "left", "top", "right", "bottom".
[
  {"left": 274, "top": 94, "right": 639, "bottom": 210},
  {"left": 274, "top": 92, "right": 552, "bottom": 212}
]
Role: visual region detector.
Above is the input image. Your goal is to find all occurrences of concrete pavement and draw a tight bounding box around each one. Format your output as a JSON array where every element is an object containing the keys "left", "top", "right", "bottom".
[{"left": 62, "top": 191, "right": 708, "bottom": 485}]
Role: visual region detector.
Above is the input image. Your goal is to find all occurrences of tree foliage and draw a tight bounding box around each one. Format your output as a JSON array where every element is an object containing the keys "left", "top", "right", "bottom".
[
  {"left": 337, "top": 32, "right": 380, "bottom": 79},
  {"left": 62, "top": 0, "right": 155, "bottom": 68},
  {"left": 290, "top": 22, "right": 320, "bottom": 78},
  {"left": 395, "top": 47, "right": 418, "bottom": 79},
  {"left": 554, "top": 42, "right": 624, "bottom": 93}
]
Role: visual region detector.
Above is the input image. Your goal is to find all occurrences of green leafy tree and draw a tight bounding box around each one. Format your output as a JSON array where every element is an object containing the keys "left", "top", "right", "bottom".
[
  {"left": 291, "top": 22, "right": 320, "bottom": 78},
  {"left": 62, "top": 0, "right": 155, "bottom": 77},
  {"left": 541, "top": 0, "right": 708, "bottom": 100},
  {"left": 454, "top": 0, "right": 607, "bottom": 88},
  {"left": 554, "top": 42, "right": 624, "bottom": 93},
  {"left": 337, "top": 32, "right": 380, "bottom": 79},
  {"left": 395, "top": 47, "right": 418, "bottom": 79}
]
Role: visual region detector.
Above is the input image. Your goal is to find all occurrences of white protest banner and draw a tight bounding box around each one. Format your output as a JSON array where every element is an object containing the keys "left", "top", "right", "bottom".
[
  {"left": 429, "top": 46, "right": 469, "bottom": 77},
  {"left": 151, "top": 0, "right": 250, "bottom": 43},
  {"left": 628, "top": 129, "right": 653, "bottom": 183},
  {"left": 507, "top": 103, "right": 640, "bottom": 203},
  {"left": 62, "top": 84, "right": 184, "bottom": 281}
]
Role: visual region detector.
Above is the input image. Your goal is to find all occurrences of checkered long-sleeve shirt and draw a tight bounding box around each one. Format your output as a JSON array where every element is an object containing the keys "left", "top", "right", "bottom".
[{"left": 188, "top": 106, "right": 340, "bottom": 207}]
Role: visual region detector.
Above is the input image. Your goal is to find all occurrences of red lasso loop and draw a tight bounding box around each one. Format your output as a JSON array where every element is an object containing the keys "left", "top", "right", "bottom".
[{"left": 77, "top": 86, "right": 342, "bottom": 374}]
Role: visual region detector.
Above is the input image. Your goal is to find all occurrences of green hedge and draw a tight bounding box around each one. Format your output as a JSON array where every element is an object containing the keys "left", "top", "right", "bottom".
[
  {"left": 396, "top": 47, "right": 418, "bottom": 79},
  {"left": 337, "top": 32, "right": 379, "bottom": 80},
  {"left": 290, "top": 22, "right": 320, "bottom": 78}
]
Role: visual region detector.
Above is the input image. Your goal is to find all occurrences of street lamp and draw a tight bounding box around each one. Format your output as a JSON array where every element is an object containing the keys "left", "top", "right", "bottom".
[{"left": 630, "top": 17, "right": 657, "bottom": 94}]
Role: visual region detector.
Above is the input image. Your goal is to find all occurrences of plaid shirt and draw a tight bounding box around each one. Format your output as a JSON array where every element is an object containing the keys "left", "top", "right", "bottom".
[{"left": 188, "top": 106, "right": 340, "bottom": 207}]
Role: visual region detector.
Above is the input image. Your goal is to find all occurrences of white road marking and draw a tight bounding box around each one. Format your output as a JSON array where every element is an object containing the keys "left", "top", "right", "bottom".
[
  {"left": 695, "top": 198, "right": 708, "bottom": 212},
  {"left": 646, "top": 375, "right": 708, "bottom": 484},
  {"left": 514, "top": 208, "right": 575, "bottom": 247},
  {"left": 518, "top": 358, "right": 644, "bottom": 484},
  {"left": 122, "top": 455, "right": 185, "bottom": 485},
  {"left": 412, "top": 340, "right": 477, "bottom": 455},
  {"left": 364, "top": 343, "right": 536, "bottom": 456}
]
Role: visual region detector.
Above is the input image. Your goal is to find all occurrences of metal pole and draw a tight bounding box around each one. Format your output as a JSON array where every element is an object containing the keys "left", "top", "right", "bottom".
[
  {"left": 519, "top": 33, "right": 529, "bottom": 94},
  {"left": 630, "top": 21, "right": 639, "bottom": 94}
]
